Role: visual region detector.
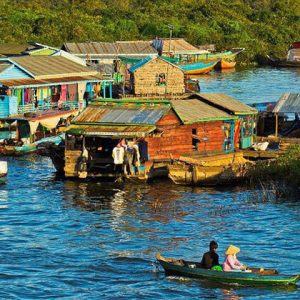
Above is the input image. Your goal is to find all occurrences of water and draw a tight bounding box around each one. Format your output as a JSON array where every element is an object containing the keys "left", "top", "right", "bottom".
[{"left": 0, "top": 68, "right": 300, "bottom": 299}]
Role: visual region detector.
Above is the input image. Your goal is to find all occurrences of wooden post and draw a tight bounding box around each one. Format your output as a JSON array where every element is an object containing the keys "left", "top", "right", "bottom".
[{"left": 275, "top": 112, "right": 278, "bottom": 137}]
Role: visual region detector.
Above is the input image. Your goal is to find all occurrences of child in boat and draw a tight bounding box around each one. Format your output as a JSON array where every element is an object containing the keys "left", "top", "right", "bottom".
[
  {"left": 201, "top": 240, "right": 219, "bottom": 269},
  {"left": 223, "top": 245, "right": 247, "bottom": 272}
]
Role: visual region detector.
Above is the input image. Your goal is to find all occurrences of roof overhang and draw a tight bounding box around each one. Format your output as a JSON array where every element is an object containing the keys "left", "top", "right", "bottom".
[{"left": 66, "top": 125, "right": 156, "bottom": 137}]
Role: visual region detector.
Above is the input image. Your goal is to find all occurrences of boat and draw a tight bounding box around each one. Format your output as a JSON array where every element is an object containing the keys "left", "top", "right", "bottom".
[
  {"left": 0, "top": 161, "right": 8, "bottom": 183},
  {"left": 266, "top": 55, "right": 300, "bottom": 68},
  {"left": 195, "top": 48, "right": 244, "bottom": 62},
  {"left": 214, "top": 58, "right": 237, "bottom": 70},
  {"left": 156, "top": 253, "right": 300, "bottom": 286},
  {"left": 178, "top": 61, "right": 218, "bottom": 75},
  {"left": 0, "top": 134, "right": 64, "bottom": 156}
]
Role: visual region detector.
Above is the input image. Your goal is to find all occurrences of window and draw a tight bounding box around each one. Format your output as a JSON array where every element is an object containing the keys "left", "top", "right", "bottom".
[{"left": 155, "top": 73, "right": 166, "bottom": 86}]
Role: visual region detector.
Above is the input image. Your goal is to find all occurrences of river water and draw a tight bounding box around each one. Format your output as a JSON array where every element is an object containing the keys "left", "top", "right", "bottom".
[{"left": 0, "top": 67, "right": 300, "bottom": 299}]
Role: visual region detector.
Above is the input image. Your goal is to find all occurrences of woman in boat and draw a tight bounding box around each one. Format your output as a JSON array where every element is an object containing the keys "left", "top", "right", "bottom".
[{"left": 223, "top": 245, "right": 247, "bottom": 272}]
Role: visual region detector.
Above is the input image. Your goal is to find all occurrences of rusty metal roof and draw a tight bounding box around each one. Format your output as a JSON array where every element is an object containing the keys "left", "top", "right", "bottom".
[
  {"left": 171, "top": 98, "right": 235, "bottom": 123},
  {"left": 116, "top": 41, "right": 157, "bottom": 55},
  {"left": 63, "top": 41, "right": 157, "bottom": 56},
  {"left": 0, "top": 75, "right": 107, "bottom": 88},
  {"left": 10, "top": 56, "right": 97, "bottom": 79},
  {"left": 63, "top": 42, "right": 118, "bottom": 55},
  {"left": 0, "top": 63, "right": 11, "bottom": 73},
  {"left": 0, "top": 43, "right": 34, "bottom": 56},
  {"left": 196, "top": 93, "right": 257, "bottom": 115},
  {"left": 273, "top": 93, "right": 300, "bottom": 113},
  {"left": 67, "top": 124, "right": 155, "bottom": 137},
  {"left": 160, "top": 38, "right": 204, "bottom": 54},
  {"left": 72, "top": 105, "right": 169, "bottom": 125}
]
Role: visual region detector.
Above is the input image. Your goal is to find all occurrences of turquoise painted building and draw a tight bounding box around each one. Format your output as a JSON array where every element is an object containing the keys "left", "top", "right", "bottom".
[{"left": 0, "top": 56, "right": 113, "bottom": 118}]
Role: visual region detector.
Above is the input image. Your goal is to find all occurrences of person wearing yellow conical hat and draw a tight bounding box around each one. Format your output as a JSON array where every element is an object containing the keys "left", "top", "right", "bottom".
[{"left": 223, "top": 245, "right": 247, "bottom": 272}]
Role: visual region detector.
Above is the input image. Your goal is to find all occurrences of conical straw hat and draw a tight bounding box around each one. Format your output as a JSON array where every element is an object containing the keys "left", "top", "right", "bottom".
[{"left": 225, "top": 245, "right": 240, "bottom": 255}]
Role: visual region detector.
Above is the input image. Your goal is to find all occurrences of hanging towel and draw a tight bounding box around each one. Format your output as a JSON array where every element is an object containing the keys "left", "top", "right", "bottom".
[
  {"left": 67, "top": 84, "right": 78, "bottom": 101},
  {"left": 60, "top": 85, "right": 67, "bottom": 101},
  {"left": 24, "top": 88, "right": 29, "bottom": 103},
  {"left": 78, "top": 83, "right": 86, "bottom": 101}
]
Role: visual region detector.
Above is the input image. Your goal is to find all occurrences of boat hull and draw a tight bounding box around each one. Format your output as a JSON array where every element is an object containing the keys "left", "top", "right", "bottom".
[
  {"left": 215, "top": 58, "right": 237, "bottom": 70},
  {"left": 266, "top": 56, "right": 300, "bottom": 67},
  {"left": 157, "top": 257, "right": 300, "bottom": 286},
  {"left": 179, "top": 61, "right": 218, "bottom": 75}
]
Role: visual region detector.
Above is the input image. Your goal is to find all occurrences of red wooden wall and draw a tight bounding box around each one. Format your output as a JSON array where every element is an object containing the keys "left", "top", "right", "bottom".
[{"left": 145, "top": 111, "right": 226, "bottom": 160}]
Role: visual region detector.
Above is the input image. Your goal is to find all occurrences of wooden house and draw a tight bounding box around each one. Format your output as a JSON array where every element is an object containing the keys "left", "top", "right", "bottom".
[
  {"left": 193, "top": 93, "right": 258, "bottom": 149},
  {"left": 128, "top": 57, "right": 185, "bottom": 96},
  {"left": 0, "top": 55, "right": 113, "bottom": 119},
  {"left": 62, "top": 97, "right": 239, "bottom": 179}
]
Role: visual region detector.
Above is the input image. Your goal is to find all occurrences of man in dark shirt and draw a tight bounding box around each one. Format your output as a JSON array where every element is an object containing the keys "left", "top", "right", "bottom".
[{"left": 201, "top": 240, "right": 219, "bottom": 269}]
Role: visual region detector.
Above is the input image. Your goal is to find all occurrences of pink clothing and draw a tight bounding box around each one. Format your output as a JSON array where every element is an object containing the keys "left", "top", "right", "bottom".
[{"left": 223, "top": 255, "right": 244, "bottom": 271}]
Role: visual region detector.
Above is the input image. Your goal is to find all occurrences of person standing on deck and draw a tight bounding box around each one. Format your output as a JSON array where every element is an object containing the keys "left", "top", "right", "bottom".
[
  {"left": 112, "top": 143, "right": 125, "bottom": 175},
  {"left": 201, "top": 240, "right": 219, "bottom": 269}
]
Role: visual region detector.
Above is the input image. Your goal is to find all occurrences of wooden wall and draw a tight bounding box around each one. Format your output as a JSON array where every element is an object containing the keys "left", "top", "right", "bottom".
[
  {"left": 146, "top": 117, "right": 226, "bottom": 160},
  {"left": 133, "top": 59, "right": 185, "bottom": 95}
]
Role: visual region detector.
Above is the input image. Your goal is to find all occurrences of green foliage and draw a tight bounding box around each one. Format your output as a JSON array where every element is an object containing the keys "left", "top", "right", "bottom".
[
  {"left": 1, "top": 0, "right": 300, "bottom": 62},
  {"left": 249, "top": 145, "right": 300, "bottom": 186}
]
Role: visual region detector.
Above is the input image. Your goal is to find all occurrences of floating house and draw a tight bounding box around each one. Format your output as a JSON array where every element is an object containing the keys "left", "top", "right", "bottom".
[
  {"left": 61, "top": 94, "right": 255, "bottom": 180},
  {"left": 0, "top": 55, "right": 113, "bottom": 154},
  {"left": 0, "top": 55, "right": 113, "bottom": 118},
  {"left": 61, "top": 41, "right": 158, "bottom": 75},
  {"left": 193, "top": 93, "right": 258, "bottom": 149},
  {"left": 128, "top": 57, "right": 185, "bottom": 96},
  {"left": 151, "top": 38, "right": 209, "bottom": 62}
]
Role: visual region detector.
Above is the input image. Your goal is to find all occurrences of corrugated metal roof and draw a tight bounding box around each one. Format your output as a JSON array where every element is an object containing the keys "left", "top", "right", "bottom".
[
  {"left": 63, "top": 41, "right": 157, "bottom": 56},
  {"left": 0, "top": 43, "right": 33, "bottom": 55},
  {"left": 160, "top": 38, "right": 205, "bottom": 54},
  {"left": 67, "top": 124, "right": 155, "bottom": 137},
  {"left": 10, "top": 56, "right": 97, "bottom": 79},
  {"left": 0, "top": 75, "right": 107, "bottom": 88},
  {"left": 196, "top": 93, "right": 257, "bottom": 115},
  {"left": 273, "top": 93, "right": 300, "bottom": 113},
  {"left": 0, "top": 63, "right": 11, "bottom": 73},
  {"left": 116, "top": 41, "right": 157, "bottom": 55},
  {"left": 72, "top": 105, "right": 169, "bottom": 125},
  {"left": 171, "top": 98, "right": 234, "bottom": 123},
  {"left": 63, "top": 42, "right": 118, "bottom": 55}
]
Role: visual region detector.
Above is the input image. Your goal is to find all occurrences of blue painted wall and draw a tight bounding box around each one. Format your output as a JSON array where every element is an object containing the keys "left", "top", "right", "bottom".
[
  {"left": 0, "top": 95, "right": 18, "bottom": 117},
  {"left": 0, "top": 65, "right": 30, "bottom": 80}
]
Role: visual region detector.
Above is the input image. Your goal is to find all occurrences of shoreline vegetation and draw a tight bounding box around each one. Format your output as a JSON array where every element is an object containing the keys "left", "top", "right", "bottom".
[
  {"left": 1, "top": 1, "right": 300, "bottom": 63},
  {"left": 248, "top": 145, "right": 300, "bottom": 197}
]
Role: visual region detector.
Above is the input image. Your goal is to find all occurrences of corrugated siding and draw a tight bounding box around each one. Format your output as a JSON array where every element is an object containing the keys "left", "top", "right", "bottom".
[
  {"left": 73, "top": 105, "right": 169, "bottom": 125},
  {"left": 171, "top": 99, "right": 234, "bottom": 123},
  {"left": 198, "top": 93, "right": 257, "bottom": 114},
  {"left": 0, "top": 65, "right": 30, "bottom": 80},
  {"left": 273, "top": 93, "right": 300, "bottom": 113},
  {"left": 116, "top": 41, "right": 157, "bottom": 55}
]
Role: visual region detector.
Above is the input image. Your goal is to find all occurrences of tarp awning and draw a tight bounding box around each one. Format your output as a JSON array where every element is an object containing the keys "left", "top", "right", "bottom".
[
  {"left": 273, "top": 93, "right": 300, "bottom": 113},
  {"left": 66, "top": 125, "right": 156, "bottom": 137}
]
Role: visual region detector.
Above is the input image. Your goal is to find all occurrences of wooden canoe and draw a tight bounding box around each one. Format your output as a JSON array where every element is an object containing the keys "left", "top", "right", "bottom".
[
  {"left": 195, "top": 48, "right": 244, "bottom": 62},
  {"left": 178, "top": 61, "right": 218, "bottom": 75},
  {"left": 156, "top": 253, "right": 300, "bottom": 286},
  {"left": 215, "top": 58, "right": 237, "bottom": 70},
  {"left": 266, "top": 55, "right": 300, "bottom": 68}
]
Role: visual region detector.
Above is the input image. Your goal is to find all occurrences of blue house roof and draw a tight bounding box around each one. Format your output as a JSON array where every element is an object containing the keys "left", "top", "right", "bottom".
[{"left": 128, "top": 56, "right": 154, "bottom": 73}]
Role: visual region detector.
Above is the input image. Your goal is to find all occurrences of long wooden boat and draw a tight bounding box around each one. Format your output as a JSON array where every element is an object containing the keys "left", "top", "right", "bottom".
[
  {"left": 215, "top": 58, "right": 237, "bottom": 70},
  {"left": 0, "top": 134, "right": 64, "bottom": 156},
  {"left": 266, "top": 55, "right": 300, "bottom": 68},
  {"left": 156, "top": 254, "right": 300, "bottom": 286},
  {"left": 178, "top": 61, "right": 218, "bottom": 75},
  {"left": 195, "top": 48, "right": 244, "bottom": 62}
]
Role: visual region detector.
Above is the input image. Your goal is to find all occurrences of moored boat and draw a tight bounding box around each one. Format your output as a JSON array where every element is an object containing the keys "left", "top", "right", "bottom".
[
  {"left": 178, "top": 61, "right": 218, "bottom": 75},
  {"left": 215, "top": 58, "right": 237, "bottom": 70},
  {"left": 156, "top": 254, "right": 300, "bottom": 286}
]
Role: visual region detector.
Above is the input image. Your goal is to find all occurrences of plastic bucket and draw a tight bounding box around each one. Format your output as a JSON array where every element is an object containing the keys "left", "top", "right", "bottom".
[{"left": 0, "top": 161, "right": 8, "bottom": 175}]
